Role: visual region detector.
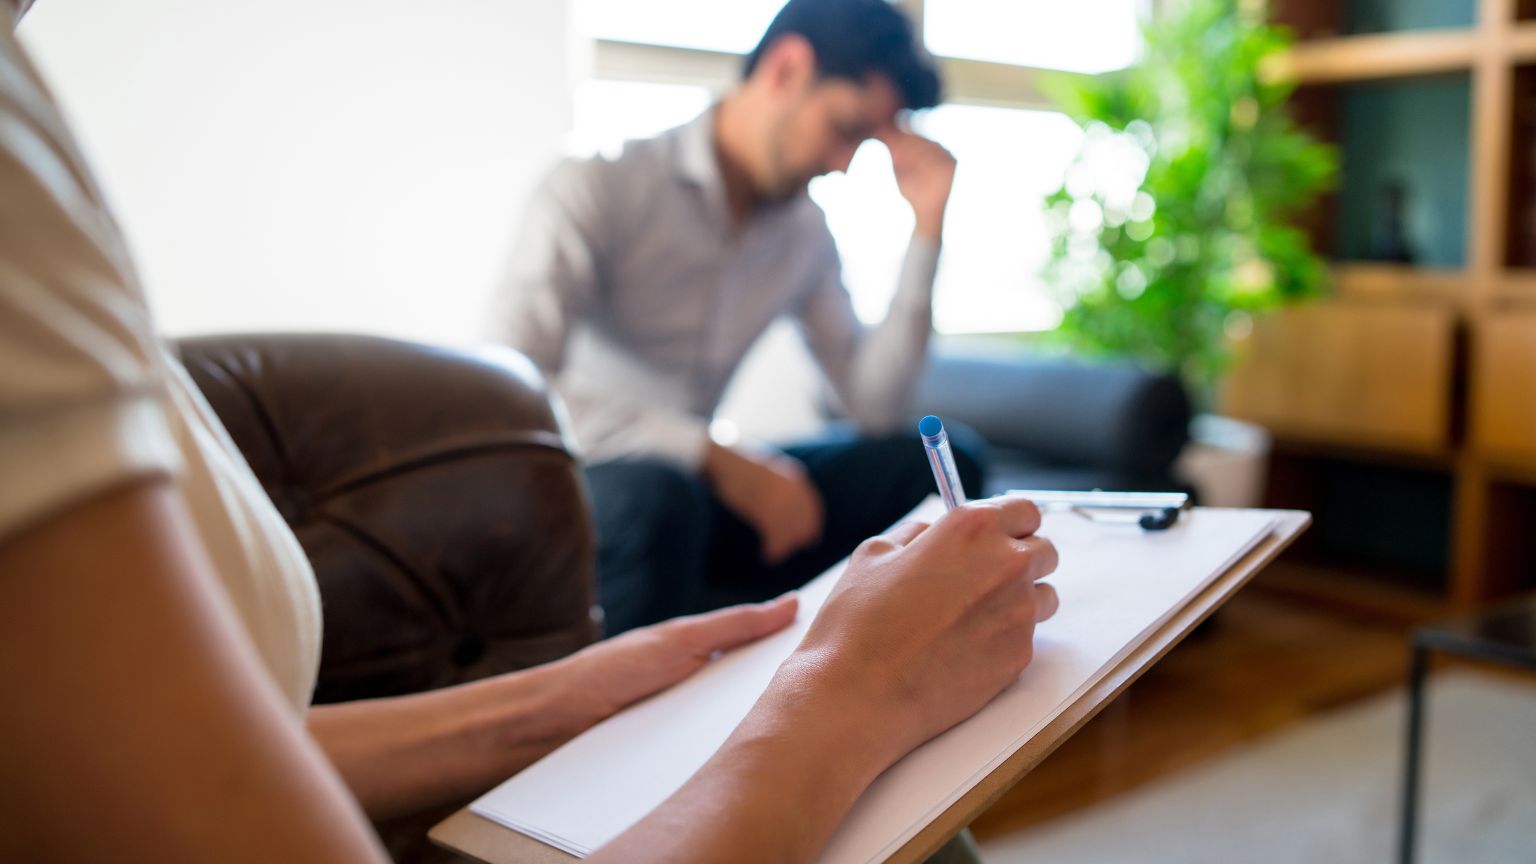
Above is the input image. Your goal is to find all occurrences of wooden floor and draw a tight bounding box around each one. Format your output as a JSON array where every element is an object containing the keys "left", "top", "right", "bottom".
[{"left": 970, "top": 571, "right": 1419, "bottom": 841}]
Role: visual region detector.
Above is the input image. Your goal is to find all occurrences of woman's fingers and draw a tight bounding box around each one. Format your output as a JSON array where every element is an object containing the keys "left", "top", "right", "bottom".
[
  {"left": 1012, "top": 534, "right": 1059, "bottom": 582},
  {"left": 1033, "top": 582, "right": 1060, "bottom": 623},
  {"left": 997, "top": 495, "right": 1044, "bottom": 538},
  {"left": 966, "top": 495, "right": 1042, "bottom": 540},
  {"left": 990, "top": 568, "right": 1060, "bottom": 630},
  {"left": 671, "top": 594, "right": 800, "bottom": 657},
  {"left": 883, "top": 520, "right": 929, "bottom": 547}
]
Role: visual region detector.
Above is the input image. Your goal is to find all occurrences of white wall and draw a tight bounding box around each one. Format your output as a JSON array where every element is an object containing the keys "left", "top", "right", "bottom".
[{"left": 19, "top": 0, "right": 574, "bottom": 346}]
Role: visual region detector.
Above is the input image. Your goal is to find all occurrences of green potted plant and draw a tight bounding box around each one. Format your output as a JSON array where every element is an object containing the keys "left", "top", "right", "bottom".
[
  {"left": 1039, "top": 0, "right": 1336, "bottom": 505},
  {"left": 1041, "top": 0, "right": 1336, "bottom": 410}
]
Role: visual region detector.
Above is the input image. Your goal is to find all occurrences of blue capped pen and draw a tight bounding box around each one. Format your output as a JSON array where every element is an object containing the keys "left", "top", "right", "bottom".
[{"left": 919, "top": 415, "right": 967, "bottom": 510}]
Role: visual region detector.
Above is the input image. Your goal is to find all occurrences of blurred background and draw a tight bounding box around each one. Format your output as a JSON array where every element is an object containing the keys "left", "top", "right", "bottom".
[{"left": 19, "top": 0, "right": 1536, "bottom": 860}]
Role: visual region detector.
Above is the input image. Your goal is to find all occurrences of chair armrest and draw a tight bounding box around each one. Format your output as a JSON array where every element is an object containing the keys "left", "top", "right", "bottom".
[{"left": 176, "top": 333, "right": 598, "bottom": 703}]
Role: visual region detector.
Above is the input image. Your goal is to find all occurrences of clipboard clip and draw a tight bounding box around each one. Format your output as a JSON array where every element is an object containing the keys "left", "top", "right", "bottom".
[{"left": 1009, "top": 490, "right": 1191, "bottom": 532}]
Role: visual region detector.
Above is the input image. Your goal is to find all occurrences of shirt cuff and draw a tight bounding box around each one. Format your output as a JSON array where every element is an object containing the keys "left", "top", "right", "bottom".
[
  {"left": 644, "top": 411, "right": 712, "bottom": 470},
  {"left": 896, "top": 233, "right": 941, "bottom": 306}
]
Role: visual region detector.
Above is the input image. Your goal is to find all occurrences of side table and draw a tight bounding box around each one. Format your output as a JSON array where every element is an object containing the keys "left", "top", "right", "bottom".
[{"left": 1398, "top": 594, "right": 1536, "bottom": 863}]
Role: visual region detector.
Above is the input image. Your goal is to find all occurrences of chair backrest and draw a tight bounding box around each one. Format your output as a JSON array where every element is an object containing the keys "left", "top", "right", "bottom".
[{"left": 177, "top": 333, "right": 599, "bottom": 704}]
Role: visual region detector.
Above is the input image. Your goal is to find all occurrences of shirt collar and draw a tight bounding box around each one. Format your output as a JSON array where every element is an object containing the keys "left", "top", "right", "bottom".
[
  {"left": 670, "top": 104, "right": 808, "bottom": 228},
  {"left": 673, "top": 105, "right": 721, "bottom": 191},
  {"left": 8, "top": 0, "right": 33, "bottom": 28},
  {"left": 671, "top": 105, "right": 737, "bottom": 228}
]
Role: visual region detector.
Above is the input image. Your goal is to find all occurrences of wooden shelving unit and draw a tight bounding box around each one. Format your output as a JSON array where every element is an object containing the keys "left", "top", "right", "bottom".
[
  {"left": 1225, "top": 0, "right": 1536, "bottom": 609},
  {"left": 1273, "top": 29, "right": 1482, "bottom": 83}
]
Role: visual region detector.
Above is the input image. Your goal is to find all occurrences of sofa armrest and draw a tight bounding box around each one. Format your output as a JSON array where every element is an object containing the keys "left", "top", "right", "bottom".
[
  {"left": 176, "top": 333, "right": 598, "bottom": 704},
  {"left": 912, "top": 350, "right": 1191, "bottom": 477}
]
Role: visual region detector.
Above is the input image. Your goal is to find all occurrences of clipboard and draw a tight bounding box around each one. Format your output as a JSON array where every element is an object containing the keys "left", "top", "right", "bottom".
[{"left": 431, "top": 509, "right": 1310, "bottom": 864}]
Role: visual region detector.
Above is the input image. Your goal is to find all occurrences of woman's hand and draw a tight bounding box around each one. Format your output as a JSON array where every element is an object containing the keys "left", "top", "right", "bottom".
[
  {"left": 308, "top": 595, "right": 800, "bottom": 821},
  {"left": 772, "top": 495, "right": 1060, "bottom": 769},
  {"left": 555, "top": 594, "right": 801, "bottom": 723},
  {"left": 588, "top": 496, "right": 1060, "bottom": 864}
]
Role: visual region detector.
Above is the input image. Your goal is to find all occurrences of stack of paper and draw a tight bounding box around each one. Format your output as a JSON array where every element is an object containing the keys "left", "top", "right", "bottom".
[{"left": 469, "top": 498, "right": 1278, "bottom": 863}]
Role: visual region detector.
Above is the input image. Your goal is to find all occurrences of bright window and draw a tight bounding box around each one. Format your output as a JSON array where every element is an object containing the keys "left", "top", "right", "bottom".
[
  {"left": 571, "top": 80, "right": 714, "bottom": 158},
  {"left": 577, "top": 0, "right": 788, "bottom": 53},
  {"left": 924, "top": 0, "right": 1142, "bottom": 74},
  {"left": 922, "top": 105, "right": 1086, "bottom": 332},
  {"left": 576, "top": 0, "right": 1145, "bottom": 73},
  {"left": 809, "top": 105, "right": 1083, "bottom": 333}
]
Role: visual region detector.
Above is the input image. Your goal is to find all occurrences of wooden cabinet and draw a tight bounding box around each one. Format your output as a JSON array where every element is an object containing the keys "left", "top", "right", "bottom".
[
  {"left": 1472, "top": 312, "right": 1536, "bottom": 461},
  {"left": 1224, "top": 301, "right": 1457, "bottom": 453},
  {"left": 1242, "top": 0, "right": 1536, "bottom": 607}
]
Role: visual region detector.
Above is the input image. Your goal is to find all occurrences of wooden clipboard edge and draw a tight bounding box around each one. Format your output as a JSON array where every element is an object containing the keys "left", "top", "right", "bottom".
[
  {"left": 431, "top": 510, "right": 1313, "bottom": 864},
  {"left": 883, "top": 509, "right": 1312, "bottom": 864},
  {"left": 430, "top": 808, "right": 576, "bottom": 864}
]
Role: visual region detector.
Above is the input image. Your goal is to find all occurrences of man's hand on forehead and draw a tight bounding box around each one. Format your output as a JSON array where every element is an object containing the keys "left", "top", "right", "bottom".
[
  {"left": 882, "top": 126, "right": 953, "bottom": 163},
  {"left": 881, "top": 122, "right": 957, "bottom": 243},
  {"left": 873, "top": 110, "right": 914, "bottom": 141}
]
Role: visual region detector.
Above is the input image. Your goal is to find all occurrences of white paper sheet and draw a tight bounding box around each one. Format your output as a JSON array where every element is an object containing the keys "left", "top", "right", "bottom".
[{"left": 470, "top": 499, "right": 1278, "bottom": 862}]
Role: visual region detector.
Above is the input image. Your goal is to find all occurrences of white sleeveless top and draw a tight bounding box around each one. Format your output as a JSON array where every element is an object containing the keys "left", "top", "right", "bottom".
[{"left": 0, "top": 19, "right": 321, "bottom": 713}]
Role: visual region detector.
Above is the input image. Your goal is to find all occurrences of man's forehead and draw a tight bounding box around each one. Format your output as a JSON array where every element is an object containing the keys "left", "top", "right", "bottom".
[
  {"left": 819, "top": 73, "right": 904, "bottom": 122},
  {"left": 859, "top": 73, "right": 904, "bottom": 122}
]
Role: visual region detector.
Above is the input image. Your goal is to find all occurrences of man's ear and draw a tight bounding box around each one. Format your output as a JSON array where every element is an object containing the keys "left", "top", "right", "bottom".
[{"left": 755, "top": 33, "right": 818, "bottom": 95}]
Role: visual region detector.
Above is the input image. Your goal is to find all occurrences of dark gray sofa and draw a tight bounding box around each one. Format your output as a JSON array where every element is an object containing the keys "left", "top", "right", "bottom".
[{"left": 911, "top": 350, "right": 1193, "bottom": 496}]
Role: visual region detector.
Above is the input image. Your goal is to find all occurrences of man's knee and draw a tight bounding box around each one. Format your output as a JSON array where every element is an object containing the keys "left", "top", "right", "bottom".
[
  {"left": 586, "top": 459, "right": 711, "bottom": 540},
  {"left": 585, "top": 459, "right": 712, "bottom": 634}
]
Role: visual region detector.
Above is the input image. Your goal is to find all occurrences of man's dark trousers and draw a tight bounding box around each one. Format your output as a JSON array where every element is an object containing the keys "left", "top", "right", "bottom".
[{"left": 585, "top": 423, "right": 987, "bottom": 635}]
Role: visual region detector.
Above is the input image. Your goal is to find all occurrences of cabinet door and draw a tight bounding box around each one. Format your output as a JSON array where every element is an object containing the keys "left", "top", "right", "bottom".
[
  {"left": 1222, "top": 300, "right": 1455, "bottom": 452},
  {"left": 1472, "top": 312, "right": 1536, "bottom": 461}
]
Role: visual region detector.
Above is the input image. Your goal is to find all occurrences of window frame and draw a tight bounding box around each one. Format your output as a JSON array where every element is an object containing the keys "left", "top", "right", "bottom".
[{"left": 585, "top": 0, "right": 1159, "bottom": 109}]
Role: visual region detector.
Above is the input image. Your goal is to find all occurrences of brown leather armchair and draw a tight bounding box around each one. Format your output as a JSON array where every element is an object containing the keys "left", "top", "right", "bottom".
[
  {"left": 176, "top": 333, "right": 600, "bottom": 705},
  {"left": 179, "top": 333, "right": 600, "bottom": 861}
]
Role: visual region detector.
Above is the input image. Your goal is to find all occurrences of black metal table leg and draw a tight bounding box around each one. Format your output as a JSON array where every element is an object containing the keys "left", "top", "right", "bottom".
[
  {"left": 1398, "top": 642, "right": 1428, "bottom": 864},
  {"left": 1392, "top": 596, "right": 1536, "bottom": 862}
]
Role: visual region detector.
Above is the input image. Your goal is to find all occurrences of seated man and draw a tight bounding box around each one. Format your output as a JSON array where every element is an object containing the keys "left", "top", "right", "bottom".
[{"left": 498, "top": 0, "right": 985, "bottom": 633}]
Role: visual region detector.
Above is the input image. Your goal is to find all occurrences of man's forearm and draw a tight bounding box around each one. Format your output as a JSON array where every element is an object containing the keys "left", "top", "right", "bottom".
[{"left": 841, "top": 235, "right": 939, "bottom": 431}]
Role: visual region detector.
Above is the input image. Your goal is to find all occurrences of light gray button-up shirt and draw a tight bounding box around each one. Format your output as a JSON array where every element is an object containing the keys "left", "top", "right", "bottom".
[{"left": 496, "top": 108, "right": 939, "bottom": 468}]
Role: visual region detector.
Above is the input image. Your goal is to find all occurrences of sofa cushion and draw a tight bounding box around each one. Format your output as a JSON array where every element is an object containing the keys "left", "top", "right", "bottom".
[{"left": 913, "top": 351, "right": 1191, "bottom": 478}]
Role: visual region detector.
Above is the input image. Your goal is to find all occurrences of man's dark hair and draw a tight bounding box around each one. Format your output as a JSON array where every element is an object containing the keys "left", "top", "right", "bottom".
[{"left": 743, "top": 0, "right": 942, "bottom": 110}]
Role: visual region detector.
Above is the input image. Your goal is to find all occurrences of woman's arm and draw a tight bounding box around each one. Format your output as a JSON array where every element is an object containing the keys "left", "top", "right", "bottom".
[
  {"left": 584, "top": 668, "right": 898, "bottom": 863},
  {"left": 307, "top": 594, "right": 800, "bottom": 820},
  {"left": 590, "top": 497, "right": 1060, "bottom": 863},
  {"left": 0, "top": 480, "right": 389, "bottom": 864}
]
